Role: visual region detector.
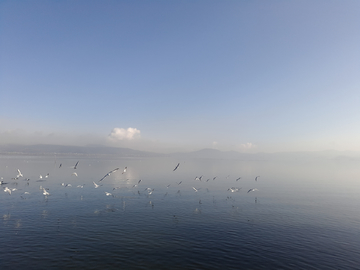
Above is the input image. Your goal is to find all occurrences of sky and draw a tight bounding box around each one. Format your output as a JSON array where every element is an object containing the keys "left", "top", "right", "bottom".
[{"left": 1, "top": 0, "right": 360, "bottom": 153}]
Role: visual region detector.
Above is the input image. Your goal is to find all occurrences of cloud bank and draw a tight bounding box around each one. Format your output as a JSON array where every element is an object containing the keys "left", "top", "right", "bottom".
[
  {"left": 108, "top": 127, "right": 141, "bottom": 141},
  {"left": 240, "top": 142, "right": 256, "bottom": 149}
]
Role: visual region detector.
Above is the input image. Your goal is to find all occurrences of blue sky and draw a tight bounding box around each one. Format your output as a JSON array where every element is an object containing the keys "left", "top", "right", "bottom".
[{"left": 1, "top": 0, "right": 359, "bottom": 153}]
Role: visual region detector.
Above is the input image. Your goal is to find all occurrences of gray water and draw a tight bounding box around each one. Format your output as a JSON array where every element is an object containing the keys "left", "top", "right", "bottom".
[{"left": 1, "top": 155, "right": 360, "bottom": 269}]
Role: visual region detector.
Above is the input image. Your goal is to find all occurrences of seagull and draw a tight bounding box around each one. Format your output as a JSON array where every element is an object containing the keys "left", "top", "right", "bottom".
[
  {"left": 147, "top": 189, "right": 154, "bottom": 195},
  {"left": 59, "top": 163, "right": 62, "bottom": 168},
  {"left": 0, "top": 180, "right": 8, "bottom": 185},
  {"left": 122, "top": 167, "right": 127, "bottom": 174},
  {"left": 93, "top": 181, "right": 102, "bottom": 188},
  {"left": 213, "top": 177, "right": 217, "bottom": 181},
  {"left": 228, "top": 187, "right": 241, "bottom": 192},
  {"left": 247, "top": 188, "right": 258, "bottom": 193},
  {"left": 105, "top": 192, "right": 112, "bottom": 196},
  {"left": 45, "top": 173, "right": 49, "bottom": 178},
  {"left": 61, "top": 183, "right": 72, "bottom": 187},
  {"left": 173, "top": 163, "right": 180, "bottom": 171},
  {"left": 138, "top": 179, "right": 142, "bottom": 185},
  {"left": 177, "top": 181, "right": 182, "bottom": 185},
  {"left": 74, "top": 161, "right": 79, "bottom": 169},
  {"left": 4, "top": 187, "right": 11, "bottom": 195},
  {"left": 17, "top": 169, "right": 23, "bottom": 178},
  {"left": 166, "top": 184, "right": 171, "bottom": 188},
  {"left": 43, "top": 188, "right": 50, "bottom": 196},
  {"left": 99, "top": 168, "right": 119, "bottom": 181},
  {"left": 255, "top": 176, "right": 260, "bottom": 181},
  {"left": 72, "top": 172, "right": 78, "bottom": 177},
  {"left": 77, "top": 185, "right": 84, "bottom": 188},
  {"left": 39, "top": 175, "right": 43, "bottom": 179},
  {"left": 192, "top": 187, "right": 200, "bottom": 192},
  {"left": 236, "top": 177, "right": 241, "bottom": 181}
]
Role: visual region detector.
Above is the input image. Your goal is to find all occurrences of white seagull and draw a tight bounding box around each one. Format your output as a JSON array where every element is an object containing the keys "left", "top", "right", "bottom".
[
  {"left": 4, "top": 187, "right": 11, "bottom": 195},
  {"left": 43, "top": 188, "right": 50, "bottom": 196},
  {"left": 17, "top": 169, "right": 23, "bottom": 178},
  {"left": 192, "top": 187, "right": 200, "bottom": 192},
  {"left": 247, "top": 188, "right": 258, "bottom": 193},
  {"left": 105, "top": 192, "right": 112, "bottom": 196},
  {"left": 228, "top": 187, "right": 241, "bottom": 193},
  {"left": 93, "top": 181, "right": 101, "bottom": 188}
]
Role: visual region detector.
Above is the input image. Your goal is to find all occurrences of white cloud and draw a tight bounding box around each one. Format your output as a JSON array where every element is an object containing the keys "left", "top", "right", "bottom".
[
  {"left": 108, "top": 127, "right": 141, "bottom": 141},
  {"left": 240, "top": 142, "right": 256, "bottom": 149}
]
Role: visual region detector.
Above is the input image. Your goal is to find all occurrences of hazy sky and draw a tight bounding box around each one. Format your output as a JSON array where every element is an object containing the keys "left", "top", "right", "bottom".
[{"left": 1, "top": 0, "right": 359, "bottom": 153}]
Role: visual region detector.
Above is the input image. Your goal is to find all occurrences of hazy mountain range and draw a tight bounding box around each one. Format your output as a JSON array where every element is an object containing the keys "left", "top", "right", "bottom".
[{"left": 1, "top": 144, "right": 360, "bottom": 161}]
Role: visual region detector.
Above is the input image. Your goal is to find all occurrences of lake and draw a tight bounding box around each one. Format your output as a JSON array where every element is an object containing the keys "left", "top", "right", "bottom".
[{"left": 1, "top": 155, "right": 360, "bottom": 269}]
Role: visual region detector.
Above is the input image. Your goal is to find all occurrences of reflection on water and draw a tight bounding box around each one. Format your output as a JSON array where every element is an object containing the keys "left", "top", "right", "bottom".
[{"left": 1, "top": 155, "right": 360, "bottom": 269}]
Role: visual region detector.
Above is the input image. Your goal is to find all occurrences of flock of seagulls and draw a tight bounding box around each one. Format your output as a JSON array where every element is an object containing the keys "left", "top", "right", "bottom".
[{"left": 2, "top": 160, "right": 261, "bottom": 221}]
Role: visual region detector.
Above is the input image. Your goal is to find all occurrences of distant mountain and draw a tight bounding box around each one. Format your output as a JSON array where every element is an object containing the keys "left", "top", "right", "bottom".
[
  {"left": 171, "top": 148, "right": 360, "bottom": 160},
  {"left": 1, "top": 144, "right": 359, "bottom": 160},
  {"left": 0, "top": 144, "right": 164, "bottom": 157},
  {"left": 171, "top": 148, "right": 253, "bottom": 159}
]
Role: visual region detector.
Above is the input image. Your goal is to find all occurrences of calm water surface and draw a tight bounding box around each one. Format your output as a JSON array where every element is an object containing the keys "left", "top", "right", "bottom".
[{"left": 1, "top": 155, "right": 360, "bottom": 269}]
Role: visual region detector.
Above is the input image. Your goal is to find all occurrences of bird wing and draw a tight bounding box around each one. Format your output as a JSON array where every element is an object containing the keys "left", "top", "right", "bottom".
[{"left": 173, "top": 163, "right": 180, "bottom": 171}]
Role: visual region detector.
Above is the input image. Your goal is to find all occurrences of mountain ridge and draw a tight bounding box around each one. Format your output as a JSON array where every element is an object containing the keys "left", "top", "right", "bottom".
[{"left": 1, "top": 144, "right": 360, "bottom": 160}]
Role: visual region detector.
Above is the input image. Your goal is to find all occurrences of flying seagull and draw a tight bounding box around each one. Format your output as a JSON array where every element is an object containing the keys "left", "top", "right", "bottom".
[
  {"left": 93, "top": 181, "right": 102, "bottom": 188},
  {"left": 99, "top": 168, "right": 119, "bottom": 181},
  {"left": 247, "top": 188, "right": 258, "bottom": 193},
  {"left": 4, "top": 187, "right": 11, "bottom": 195},
  {"left": 17, "top": 169, "right": 23, "bottom": 178},
  {"left": 74, "top": 161, "right": 79, "bottom": 169},
  {"left": 255, "top": 176, "right": 260, "bottom": 181},
  {"left": 236, "top": 177, "right": 241, "bottom": 181},
  {"left": 173, "top": 163, "right": 180, "bottom": 171},
  {"left": 122, "top": 167, "right": 127, "bottom": 174},
  {"left": 192, "top": 187, "right": 200, "bottom": 192},
  {"left": 228, "top": 187, "right": 242, "bottom": 193}
]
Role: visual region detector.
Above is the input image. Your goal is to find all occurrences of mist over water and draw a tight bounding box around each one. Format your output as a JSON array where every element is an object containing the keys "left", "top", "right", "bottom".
[{"left": 1, "top": 155, "right": 360, "bottom": 269}]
